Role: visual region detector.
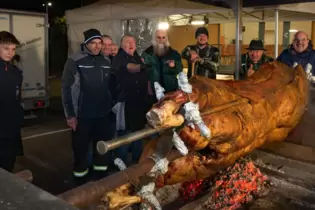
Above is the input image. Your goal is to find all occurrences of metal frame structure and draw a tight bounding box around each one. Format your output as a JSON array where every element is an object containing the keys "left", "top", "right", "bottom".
[{"left": 211, "top": 0, "right": 284, "bottom": 79}]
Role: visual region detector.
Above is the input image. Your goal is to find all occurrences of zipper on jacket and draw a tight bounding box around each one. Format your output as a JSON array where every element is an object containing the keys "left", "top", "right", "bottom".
[{"left": 101, "top": 68, "right": 104, "bottom": 82}]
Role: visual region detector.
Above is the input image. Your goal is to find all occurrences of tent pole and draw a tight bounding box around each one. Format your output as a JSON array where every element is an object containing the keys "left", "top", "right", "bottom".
[
  {"left": 234, "top": 0, "right": 243, "bottom": 80},
  {"left": 214, "top": 0, "right": 243, "bottom": 80},
  {"left": 274, "top": 9, "right": 279, "bottom": 58}
]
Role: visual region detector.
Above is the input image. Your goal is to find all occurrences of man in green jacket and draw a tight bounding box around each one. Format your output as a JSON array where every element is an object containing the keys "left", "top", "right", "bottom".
[
  {"left": 238, "top": 39, "right": 273, "bottom": 80},
  {"left": 142, "top": 29, "right": 183, "bottom": 102}
]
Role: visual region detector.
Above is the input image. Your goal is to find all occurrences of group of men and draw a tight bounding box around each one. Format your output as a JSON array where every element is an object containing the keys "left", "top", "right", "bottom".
[
  {"left": 239, "top": 31, "right": 315, "bottom": 81},
  {"left": 61, "top": 26, "right": 223, "bottom": 184},
  {"left": 0, "top": 26, "right": 314, "bottom": 186}
]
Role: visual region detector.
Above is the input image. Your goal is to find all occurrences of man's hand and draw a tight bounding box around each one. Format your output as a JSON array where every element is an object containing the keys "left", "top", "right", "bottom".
[
  {"left": 167, "top": 60, "right": 175, "bottom": 68},
  {"left": 190, "top": 51, "right": 199, "bottom": 62},
  {"left": 67, "top": 117, "right": 77, "bottom": 131},
  {"left": 127, "top": 63, "right": 141, "bottom": 73},
  {"left": 247, "top": 64, "right": 255, "bottom": 77},
  {"left": 148, "top": 82, "right": 153, "bottom": 95}
]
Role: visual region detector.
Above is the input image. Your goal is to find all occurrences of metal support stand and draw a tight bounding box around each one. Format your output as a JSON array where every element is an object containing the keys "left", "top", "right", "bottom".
[
  {"left": 214, "top": 0, "right": 243, "bottom": 80},
  {"left": 274, "top": 9, "right": 279, "bottom": 58}
]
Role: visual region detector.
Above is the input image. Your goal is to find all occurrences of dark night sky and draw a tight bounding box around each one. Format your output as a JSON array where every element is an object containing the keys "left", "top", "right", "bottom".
[{"left": 0, "top": 0, "right": 82, "bottom": 16}]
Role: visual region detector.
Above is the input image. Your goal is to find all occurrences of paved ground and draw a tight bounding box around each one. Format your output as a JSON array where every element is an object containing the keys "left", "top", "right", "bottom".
[{"left": 14, "top": 110, "right": 75, "bottom": 195}]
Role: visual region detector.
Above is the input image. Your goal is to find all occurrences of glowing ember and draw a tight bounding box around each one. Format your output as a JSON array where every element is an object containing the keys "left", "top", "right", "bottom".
[{"left": 179, "top": 156, "right": 270, "bottom": 209}]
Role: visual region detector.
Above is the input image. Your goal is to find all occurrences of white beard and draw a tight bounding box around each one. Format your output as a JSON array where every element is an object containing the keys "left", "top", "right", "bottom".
[{"left": 153, "top": 42, "right": 169, "bottom": 56}]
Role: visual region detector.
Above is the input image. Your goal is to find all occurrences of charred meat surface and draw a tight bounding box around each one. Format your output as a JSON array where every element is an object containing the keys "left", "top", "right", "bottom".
[
  {"left": 105, "top": 61, "right": 308, "bottom": 209},
  {"left": 151, "top": 62, "right": 307, "bottom": 186}
]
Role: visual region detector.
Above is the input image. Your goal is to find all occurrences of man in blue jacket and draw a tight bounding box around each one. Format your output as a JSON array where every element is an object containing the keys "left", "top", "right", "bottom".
[
  {"left": 61, "top": 29, "right": 113, "bottom": 185},
  {"left": 277, "top": 31, "right": 315, "bottom": 83},
  {"left": 278, "top": 31, "right": 315, "bottom": 114}
]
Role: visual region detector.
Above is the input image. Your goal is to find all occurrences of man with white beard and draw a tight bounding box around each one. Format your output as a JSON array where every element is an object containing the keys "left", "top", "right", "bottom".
[{"left": 142, "top": 29, "right": 183, "bottom": 104}]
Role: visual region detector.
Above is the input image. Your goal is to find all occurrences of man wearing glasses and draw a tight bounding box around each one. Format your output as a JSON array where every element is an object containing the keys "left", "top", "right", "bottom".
[
  {"left": 277, "top": 31, "right": 315, "bottom": 83},
  {"left": 278, "top": 31, "right": 315, "bottom": 116}
]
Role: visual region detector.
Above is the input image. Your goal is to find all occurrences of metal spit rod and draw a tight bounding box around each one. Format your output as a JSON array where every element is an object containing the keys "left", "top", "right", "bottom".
[
  {"left": 97, "top": 98, "right": 250, "bottom": 155},
  {"left": 97, "top": 126, "right": 170, "bottom": 155}
]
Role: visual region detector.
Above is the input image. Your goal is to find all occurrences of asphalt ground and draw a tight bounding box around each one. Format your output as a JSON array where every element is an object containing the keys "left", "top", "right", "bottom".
[{"left": 15, "top": 109, "right": 75, "bottom": 195}]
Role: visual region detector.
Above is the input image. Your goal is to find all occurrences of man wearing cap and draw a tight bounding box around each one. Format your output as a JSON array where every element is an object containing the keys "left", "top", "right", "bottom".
[
  {"left": 61, "top": 28, "right": 113, "bottom": 184},
  {"left": 182, "top": 27, "right": 220, "bottom": 79},
  {"left": 238, "top": 39, "right": 273, "bottom": 80}
]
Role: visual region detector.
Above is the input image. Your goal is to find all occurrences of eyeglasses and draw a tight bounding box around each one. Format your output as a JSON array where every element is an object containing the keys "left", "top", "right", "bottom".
[{"left": 294, "top": 38, "right": 308, "bottom": 42}]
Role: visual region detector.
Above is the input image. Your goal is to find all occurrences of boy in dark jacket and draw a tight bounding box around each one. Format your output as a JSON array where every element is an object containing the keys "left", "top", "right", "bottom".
[{"left": 0, "top": 31, "right": 24, "bottom": 172}]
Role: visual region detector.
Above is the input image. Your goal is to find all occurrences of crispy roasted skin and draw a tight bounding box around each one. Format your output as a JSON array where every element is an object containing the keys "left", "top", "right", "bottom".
[
  {"left": 148, "top": 61, "right": 308, "bottom": 186},
  {"left": 105, "top": 62, "right": 308, "bottom": 208}
]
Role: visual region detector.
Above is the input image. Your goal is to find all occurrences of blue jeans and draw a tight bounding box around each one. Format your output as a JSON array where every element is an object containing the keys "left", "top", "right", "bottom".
[{"left": 115, "top": 130, "right": 143, "bottom": 167}]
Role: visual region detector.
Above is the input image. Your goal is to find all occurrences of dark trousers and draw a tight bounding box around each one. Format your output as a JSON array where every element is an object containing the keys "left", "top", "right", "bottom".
[
  {"left": 115, "top": 130, "right": 143, "bottom": 167},
  {"left": 72, "top": 116, "right": 113, "bottom": 178},
  {"left": 0, "top": 144, "right": 16, "bottom": 172},
  {"left": 0, "top": 128, "right": 22, "bottom": 173}
]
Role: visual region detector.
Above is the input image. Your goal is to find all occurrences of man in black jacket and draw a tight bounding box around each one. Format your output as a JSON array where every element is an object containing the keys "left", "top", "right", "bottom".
[
  {"left": 0, "top": 31, "right": 24, "bottom": 172},
  {"left": 61, "top": 29, "right": 113, "bottom": 184},
  {"left": 111, "top": 35, "right": 149, "bottom": 166}
]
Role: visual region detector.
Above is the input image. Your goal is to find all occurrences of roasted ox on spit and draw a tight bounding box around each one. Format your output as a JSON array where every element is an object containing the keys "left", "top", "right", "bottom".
[{"left": 105, "top": 61, "right": 308, "bottom": 209}]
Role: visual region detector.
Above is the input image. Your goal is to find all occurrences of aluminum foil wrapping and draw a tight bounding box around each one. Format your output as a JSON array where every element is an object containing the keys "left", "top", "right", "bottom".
[
  {"left": 177, "top": 71, "right": 192, "bottom": 93},
  {"left": 148, "top": 154, "right": 169, "bottom": 178},
  {"left": 172, "top": 130, "right": 188, "bottom": 156},
  {"left": 121, "top": 19, "right": 157, "bottom": 55},
  {"left": 138, "top": 182, "right": 162, "bottom": 210},
  {"left": 184, "top": 102, "right": 211, "bottom": 139},
  {"left": 306, "top": 63, "right": 315, "bottom": 83},
  {"left": 154, "top": 82, "right": 165, "bottom": 101},
  {"left": 113, "top": 158, "right": 127, "bottom": 171}
]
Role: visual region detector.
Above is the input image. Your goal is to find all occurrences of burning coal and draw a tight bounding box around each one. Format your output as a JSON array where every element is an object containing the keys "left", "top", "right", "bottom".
[{"left": 179, "top": 156, "right": 270, "bottom": 210}]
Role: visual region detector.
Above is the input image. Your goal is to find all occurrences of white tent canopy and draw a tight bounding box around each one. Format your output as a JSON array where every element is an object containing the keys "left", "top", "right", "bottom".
[
  {"left": 65, "top": 0, "right": 315, "bottom": 54},
  {"left": 66, "top": 0, "right": 226, "bottom": 24},
  {"left": 65, "top": 0, "right": 227, "bottom": 53}
]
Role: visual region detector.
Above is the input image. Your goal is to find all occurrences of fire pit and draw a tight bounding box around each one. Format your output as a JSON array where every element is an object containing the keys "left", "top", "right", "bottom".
[
  {"left": 179, "top": 156, "right": 270, "bottom": 210},
  {"left": 92, "top": 149, "right": 315, "bottom": 210}
]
